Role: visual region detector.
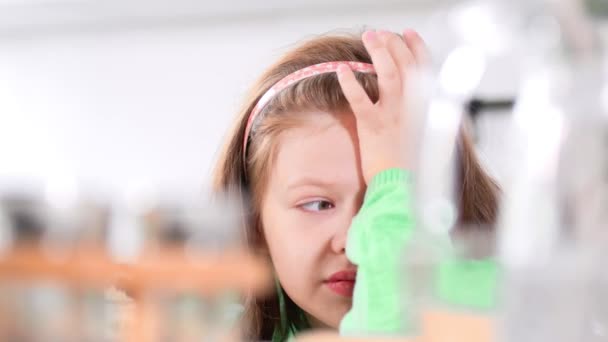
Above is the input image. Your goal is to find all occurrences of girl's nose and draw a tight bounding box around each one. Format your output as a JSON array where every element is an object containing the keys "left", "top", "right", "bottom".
[
  {"left": 330, "top": 221, "right": 349, "bottom": 254},
  {"left": 330, "top": 192, "right": 364, "bottom": 254}
]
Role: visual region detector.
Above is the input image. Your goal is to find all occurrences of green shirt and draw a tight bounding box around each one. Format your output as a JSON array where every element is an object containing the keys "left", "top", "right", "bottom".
[{"left": 340, "top": 168, "right": 415, "bottom": 336}]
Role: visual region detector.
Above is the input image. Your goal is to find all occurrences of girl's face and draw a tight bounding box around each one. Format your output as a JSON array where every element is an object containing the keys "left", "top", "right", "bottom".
[{"left": 260, "top": 110, "right": 366, "bottom": 328}]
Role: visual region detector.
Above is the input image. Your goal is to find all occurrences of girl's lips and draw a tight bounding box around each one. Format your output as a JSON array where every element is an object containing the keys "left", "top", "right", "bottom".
[
  {"left": 325, "top": 269, "right": 357, "bottom": 297},
  {"left": 325, "top": 280, "right": 355, "bottom": 297}
]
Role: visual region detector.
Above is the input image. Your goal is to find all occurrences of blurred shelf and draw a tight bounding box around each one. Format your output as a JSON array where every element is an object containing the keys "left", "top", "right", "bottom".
[{"left": 0, "top": 246, "right": 272, "bottom": 295}]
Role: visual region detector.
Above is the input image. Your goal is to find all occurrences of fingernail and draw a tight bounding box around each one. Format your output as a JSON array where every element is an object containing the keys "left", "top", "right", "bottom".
[
  {"left": 363, "top": 30, "right": 377, "bottom": 42},
  {"left": 403, "top": 29, "right": 418, "bottom": 39},
  {"left": 377, "top": 30, "right": 393, "bottom": 42}
]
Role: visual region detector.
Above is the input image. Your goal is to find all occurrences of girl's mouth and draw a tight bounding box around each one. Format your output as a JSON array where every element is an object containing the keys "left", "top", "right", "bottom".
[{"left": 325, "top": 269, "right": 357, "bottom": 297}]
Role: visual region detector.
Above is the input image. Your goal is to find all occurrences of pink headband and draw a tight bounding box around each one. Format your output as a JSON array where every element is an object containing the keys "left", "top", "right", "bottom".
[{"left": 242, "top": 61, "right": 376, "bottom": 159}]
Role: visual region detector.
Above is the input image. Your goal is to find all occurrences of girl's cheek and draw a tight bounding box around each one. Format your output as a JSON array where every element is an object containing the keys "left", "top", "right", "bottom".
[{"left": 291, "top": 212, "right": 337, "bottom": 232}]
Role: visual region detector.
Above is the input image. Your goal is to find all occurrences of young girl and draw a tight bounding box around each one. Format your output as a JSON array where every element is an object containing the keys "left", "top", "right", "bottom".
[{"left": 212, "top": 29, "right": 499, "bottom": 341}]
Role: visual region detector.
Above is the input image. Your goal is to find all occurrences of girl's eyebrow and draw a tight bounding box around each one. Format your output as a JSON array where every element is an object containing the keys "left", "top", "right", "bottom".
[{"left": 285, "top": 176, "right": 338, "bottom": 191}]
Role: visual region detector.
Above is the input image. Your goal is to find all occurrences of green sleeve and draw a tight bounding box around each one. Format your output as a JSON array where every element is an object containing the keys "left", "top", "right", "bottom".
[{"left": 339, "top": 168, "right": 415, "bottom": 336}]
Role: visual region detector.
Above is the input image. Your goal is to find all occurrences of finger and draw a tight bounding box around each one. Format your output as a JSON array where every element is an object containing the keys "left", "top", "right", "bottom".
[
  {"left": 402, "top": 29, "right": 431, "bottom": 66},
  {"left": 362, "top": 30, "right": 401, "bottom": 103},
  {"left": 336, "top": 64, "right": 374, "bottom": 119},
  {"left": 378, "top": 30, "right": 416, "bottom": 83}
]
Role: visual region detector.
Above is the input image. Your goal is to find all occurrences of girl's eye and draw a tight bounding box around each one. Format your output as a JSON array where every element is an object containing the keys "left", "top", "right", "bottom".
[{"left": 299, "top": 200, "right": 335, "bottom": 212}]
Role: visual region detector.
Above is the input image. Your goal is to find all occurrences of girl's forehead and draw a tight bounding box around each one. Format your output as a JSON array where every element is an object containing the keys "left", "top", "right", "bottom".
[
  {"left": 287, "top": 110, "right": 356, "bottom": 138},
  {"left": 277, "top": 111, "right": 357, "bottom": 155},
  {"left": 270, "top": 112, "right": 362, "bottom": 188}
]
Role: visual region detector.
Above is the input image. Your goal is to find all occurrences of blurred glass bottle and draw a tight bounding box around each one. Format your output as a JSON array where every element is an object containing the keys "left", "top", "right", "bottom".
[
  {"left": 0, "top": 192, "right": 80, "bottom": 342},
  {"left": 404, "top": 55, "right": 500, "bottom": 342},
  {"left": 125, "top": 188, "right": 244, "bottom": 342},
  {"left": 399, "top": 1, "right": 502, "bottom": 339},
  {"left": 498, "top": 66, "right": 594, "bottom": 342},
  {"left": 67, "top": 197, "right": 114, "bottom": 342},
  {"left": 552, "top": 0, "right": 608, "bottom": 337},
  {"left": 400, "top": 0, "right": 570, "bottom": 339},
  {"left": 497, "top": 0, "right": 604, "bottom": 340}
]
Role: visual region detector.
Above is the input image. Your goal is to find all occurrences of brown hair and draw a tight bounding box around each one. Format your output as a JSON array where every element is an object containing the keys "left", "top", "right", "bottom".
[{"left": 212, "top": 33, "right": 499, "bottom": 341}]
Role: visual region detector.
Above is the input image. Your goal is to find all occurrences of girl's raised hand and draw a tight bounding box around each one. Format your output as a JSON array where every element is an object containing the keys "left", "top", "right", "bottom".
[{"left": 337, "top": 29, "right": 429, "bottom": 184}]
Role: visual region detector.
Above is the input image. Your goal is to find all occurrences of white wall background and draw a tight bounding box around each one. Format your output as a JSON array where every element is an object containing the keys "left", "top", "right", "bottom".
[{"left": 0, "top": 0, "right": 521, "bottom": 199}]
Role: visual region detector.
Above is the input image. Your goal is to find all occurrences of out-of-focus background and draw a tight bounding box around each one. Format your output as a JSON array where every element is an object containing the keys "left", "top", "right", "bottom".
[{"left": 0, "top": 0, "right": 521, "bottom": 198}]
